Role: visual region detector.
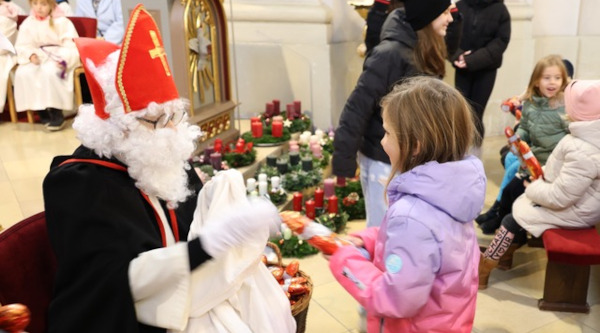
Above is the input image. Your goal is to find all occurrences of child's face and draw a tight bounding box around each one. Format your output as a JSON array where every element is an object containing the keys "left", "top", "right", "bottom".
[
  {"left": 31, "top": 0, "right": 52, "bottom": 18},
  {"left": 381, "top": 109, "right": 400, "bottom": 167},
  {"left": 536, "top": 65, "right": 563, "bottom": 99}
]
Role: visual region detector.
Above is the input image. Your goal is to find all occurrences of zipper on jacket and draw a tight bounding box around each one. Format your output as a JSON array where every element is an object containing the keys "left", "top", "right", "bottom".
[{"left": 342, "top": 267, "right": 365, "bottom": 290}]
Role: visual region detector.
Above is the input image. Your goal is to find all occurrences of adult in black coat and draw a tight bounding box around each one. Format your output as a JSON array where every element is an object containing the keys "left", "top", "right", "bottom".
[
  {"left": 452, "top": 0, "right": 511, "bottom": 145},
  {"left": 333, "top": 0, "right": 454, "bottom": 227}
]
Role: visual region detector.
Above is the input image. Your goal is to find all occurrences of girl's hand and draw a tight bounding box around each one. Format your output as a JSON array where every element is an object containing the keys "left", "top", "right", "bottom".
[
  {"left": 344, "top": 235, "right": 364, "bottom": 247},
  {"left": 29, "top": 54, "right": 40, "bottom": 65},
  {"left": 523, "top": 178, "right": 531, "bottom": 187}
]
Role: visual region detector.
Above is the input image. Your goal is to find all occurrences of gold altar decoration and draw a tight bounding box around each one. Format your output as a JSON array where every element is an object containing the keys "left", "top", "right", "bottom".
[{"left": 171, "top": 0, "right": 238, "bottom": 149}]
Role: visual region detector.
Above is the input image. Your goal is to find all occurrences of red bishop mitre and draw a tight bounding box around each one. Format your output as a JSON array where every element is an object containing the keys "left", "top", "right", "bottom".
[{"left": 74, "top": 4, "right": 179, "bottom": 119}]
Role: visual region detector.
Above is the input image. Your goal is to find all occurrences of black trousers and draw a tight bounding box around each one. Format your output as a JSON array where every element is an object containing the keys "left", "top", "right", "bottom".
[{"left": 455, "top": 68, "right": 498, "bottom": 144}]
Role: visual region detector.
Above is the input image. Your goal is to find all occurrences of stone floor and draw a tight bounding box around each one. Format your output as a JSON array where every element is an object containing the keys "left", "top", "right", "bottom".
[{"left": 1, "top": 119, "right": 598, "bottom": 332}]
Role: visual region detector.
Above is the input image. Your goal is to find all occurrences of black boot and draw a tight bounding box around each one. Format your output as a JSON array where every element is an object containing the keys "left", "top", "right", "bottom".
[
  {"left": 480, "top": 216, "right": 502, "bottom": 235},
  {"left": 475, "top": 200, "right": 500, "bottom": 225},
  {"left": 38, "top": 110, "right": 51, "bottom": 125},
  {"left": 46, "top": 108, "right": 65, "bottom": 131}
]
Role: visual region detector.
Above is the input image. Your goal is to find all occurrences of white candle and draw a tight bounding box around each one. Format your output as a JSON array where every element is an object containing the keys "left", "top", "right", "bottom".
[
  {"left": 246, "top": 178, "right": 256, "bottom": 193},
  {"left": 271, "top": 176, "right": 280, "bottom": 190},
  {"left": 315, "top": 129, "right": 324, "bottom": 139},
  {"left": 258, "top": 173, "right": 268, "bottom": 183},
  {"left": 258, "top": 181, "right": 268, "bottom": 196}
]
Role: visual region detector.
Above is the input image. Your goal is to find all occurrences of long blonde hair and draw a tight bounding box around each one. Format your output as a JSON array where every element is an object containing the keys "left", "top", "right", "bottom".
[
  {"left": 523, "top": 54, "right": 568, "bottom": 105},
  {"left": 29, "top": 0, "right": 57, "bottom": 27},
  {"left": 381, "top": 76, "right": 477, "bottom": 188},
  {"left": 414, "top": 25, "right": 447, "bottom": 77}
]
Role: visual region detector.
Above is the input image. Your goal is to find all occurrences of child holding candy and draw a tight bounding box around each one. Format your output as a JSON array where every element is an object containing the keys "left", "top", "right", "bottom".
[
  {"left": 476, "top": 54, "right": 570, "bottom": 234},
  {"left": 326, "top": 77, "right": 485, "bottom": 332},
  {"left": 479, "top": 80, "right": 600, "bottom": 290}
]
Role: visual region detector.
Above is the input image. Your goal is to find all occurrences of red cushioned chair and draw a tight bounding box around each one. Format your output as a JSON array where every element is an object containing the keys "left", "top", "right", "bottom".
[
  {"left": 539, "top": 227, "right": 600, "bottom": 313},
  {"left": 0, "top": 212, "right": 57, "bottom": 333},
  {"left": 7, "top": 16, "right": 97, "bottom": 123}
]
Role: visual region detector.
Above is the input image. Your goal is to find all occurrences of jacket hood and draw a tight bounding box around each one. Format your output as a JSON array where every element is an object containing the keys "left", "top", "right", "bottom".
[
  {"left": 569, "top": 119, "right": 600, "bottom": 150},
  {"left": 387, "top": 155, "right": 486, "bottom": 223},
  {"left": 380, "top": 8, "right": 417, "bottom": 47}
]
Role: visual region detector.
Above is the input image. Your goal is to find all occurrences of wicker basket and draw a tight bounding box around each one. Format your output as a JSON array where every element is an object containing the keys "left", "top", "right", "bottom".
[{"left": 266, "top": 242, "right": 313, "bottom": 333}]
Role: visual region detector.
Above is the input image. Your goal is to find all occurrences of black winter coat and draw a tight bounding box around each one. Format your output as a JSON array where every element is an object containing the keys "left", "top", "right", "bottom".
[
  {"left": 453, "top": 0, "right": 511, "bottom": 72},
  {"left": 333, "top": 9, "right": 418, "bottom": 177},
  {"left": 44, "top": 145, "right": 207, "bottom": 333}
]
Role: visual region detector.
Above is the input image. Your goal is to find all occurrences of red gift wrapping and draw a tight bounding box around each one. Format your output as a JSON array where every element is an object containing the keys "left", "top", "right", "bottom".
[
  {"left": 314, "top": 188, "right": 324, "bottom": 208},
  {"left": 305, "top": 199, "right": 316, "bottom": 219},
  {"left": 272, "top": 120, "right": 283, "bottom": 138},
  {"left": 293, "top": 192, "right": 303, "bottom": 211},
  {"left": 328, "top": 195, "right": 338, "bottom": 214}
]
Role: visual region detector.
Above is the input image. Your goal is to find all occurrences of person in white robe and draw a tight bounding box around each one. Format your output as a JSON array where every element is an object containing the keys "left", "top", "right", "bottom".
[
  {"left": 0, "top": 0, "right": 25, "bottom": 114},
  {"left": 13, "top": 0, "right": 80, "bottom": 130}
]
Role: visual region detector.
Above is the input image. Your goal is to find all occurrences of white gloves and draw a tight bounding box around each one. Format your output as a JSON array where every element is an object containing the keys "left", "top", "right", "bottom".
[{"left": 199, "top": 198, "right": 281, "bottom": 258}]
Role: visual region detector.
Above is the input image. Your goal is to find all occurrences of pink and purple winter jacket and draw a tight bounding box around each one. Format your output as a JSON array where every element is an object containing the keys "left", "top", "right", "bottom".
[{"left": 329, "top": 156, "right": 486, "bottom": 332}]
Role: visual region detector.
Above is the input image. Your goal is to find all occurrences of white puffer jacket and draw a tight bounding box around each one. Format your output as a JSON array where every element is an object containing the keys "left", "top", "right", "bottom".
[{"left": 513, "top": 119, "right": 600, "bottom": 237}]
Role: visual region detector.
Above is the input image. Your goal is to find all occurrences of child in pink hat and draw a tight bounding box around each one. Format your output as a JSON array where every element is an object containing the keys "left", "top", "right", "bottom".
[{"left": 479, "top": 79, "right": 600, "bottom": 289}]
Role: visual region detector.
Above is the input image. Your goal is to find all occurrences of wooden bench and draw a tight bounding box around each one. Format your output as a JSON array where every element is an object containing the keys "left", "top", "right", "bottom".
[{"left": 538, "top": 227, "right": 600, "bottom": 313}]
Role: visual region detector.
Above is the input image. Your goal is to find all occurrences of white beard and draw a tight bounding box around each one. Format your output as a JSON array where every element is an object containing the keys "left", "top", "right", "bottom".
[{"left": 112, "top": 122, "right": 201, "bottom": 208}]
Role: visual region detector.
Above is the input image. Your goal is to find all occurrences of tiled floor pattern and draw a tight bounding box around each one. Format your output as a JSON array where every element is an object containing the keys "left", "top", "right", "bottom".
[{"left": 0, "top": 119, "right": 598, "bottom": 332}]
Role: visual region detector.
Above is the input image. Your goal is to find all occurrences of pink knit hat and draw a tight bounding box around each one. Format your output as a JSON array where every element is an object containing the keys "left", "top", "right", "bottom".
[{"left": 565, "top": 80, "right": 600, "bottom": 121}]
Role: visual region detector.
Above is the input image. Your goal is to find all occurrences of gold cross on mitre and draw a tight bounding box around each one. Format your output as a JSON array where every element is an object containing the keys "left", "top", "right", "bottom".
[{"left": 148, "top": 30, "right": 171, "bottom": 76}]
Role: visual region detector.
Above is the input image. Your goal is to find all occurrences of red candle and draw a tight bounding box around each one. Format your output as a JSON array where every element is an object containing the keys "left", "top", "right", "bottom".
[
  {"left": 293, "top": 192, "right": 303, "bottom": 211},
  {"left": 336, "top": 176, "right": 346, "bottom": 187},
  {"left": 272, "top": 120, "right": 283, "bottom": 138},
  {"left": 252, "top": 121, "right": 263, "bottom": 138},
  {"left": 293, "top": 100, "right": 302, "bottom": 116},
  {"left": 286, "top": 103, "right": 295, "bottom": 120},
  {"left": 305, "top": 199, "right": 316, "bottom": 219},
  {"left": 314, "top": 188, "right": 324, "bottom": 208},
  {"left": 328, "top": 195, "right": 338, "bottom": 214},
  {"left": 272, "top": 99, "right": 281, "bottom": 115},
  {"left": 214, "top": 139, "right": 223, "bottom": 153},
  {"left": 235, "top": 141, "right": 245, "bottom": 153},
  {"left": 250, "top": 116, "right": 260, "bottom": 123}
]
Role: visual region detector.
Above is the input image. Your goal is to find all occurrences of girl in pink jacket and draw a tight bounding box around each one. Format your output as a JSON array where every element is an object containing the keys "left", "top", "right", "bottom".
[{"left": 328, "top": 76, "right": 486, "bottom": 332}]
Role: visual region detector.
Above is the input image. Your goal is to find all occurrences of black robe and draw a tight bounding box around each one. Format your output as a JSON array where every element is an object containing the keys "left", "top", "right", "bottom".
[{"left": 44, "top": 145, "right": 205, "bottom": 333}]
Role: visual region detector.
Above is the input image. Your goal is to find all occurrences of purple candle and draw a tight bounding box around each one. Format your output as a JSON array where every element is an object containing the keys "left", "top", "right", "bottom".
[
  {"left": 286, "top": 103, "right": 295, "bottom": 120},
  {"left": 204, "top": 145, "right": 214, "bottom": 162},
  {"left": 265, "top": 102, "right": 275, "bottom": 117},
  {"left": 210, "top": 152, "right": 222, "bottom": 170},
  {"left": 293, "top": 100, "right": 302, "bottom": 117},
  {"left": 272, "top": 99, "right": 281, "bottom": 115},
  {"left": 324, "top": 178, "right": 335, "bottom": 198}
]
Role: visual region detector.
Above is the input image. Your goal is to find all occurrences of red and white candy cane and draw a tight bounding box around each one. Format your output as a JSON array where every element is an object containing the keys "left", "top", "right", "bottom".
[{"left": 504, "top": 127, "right": 544, "bottom": 180}]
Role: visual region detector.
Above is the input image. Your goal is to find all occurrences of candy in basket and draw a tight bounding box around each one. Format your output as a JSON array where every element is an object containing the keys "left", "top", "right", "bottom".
[
  {"left": 279, "top": 211, "right": 351, "bottom": 255},
  {"left": 504, "top": 127, "right": 544, "bottom": 180},
  {"left": 0, "top": 303, "right": 30, "bottom": 333}
]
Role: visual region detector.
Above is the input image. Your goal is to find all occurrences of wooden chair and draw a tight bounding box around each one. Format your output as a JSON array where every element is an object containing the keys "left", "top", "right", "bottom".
[
  {"left": 0, "top": 212, "right": 56, "bottom": 333},
  {"left": 7, "top": 15, "right": 97, "bottom": 123}
]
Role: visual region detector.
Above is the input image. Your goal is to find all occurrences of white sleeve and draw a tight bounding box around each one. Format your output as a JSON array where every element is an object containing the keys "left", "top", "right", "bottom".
[{"left": 128, "top": 242, "right": 191, "bottom": 331}]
